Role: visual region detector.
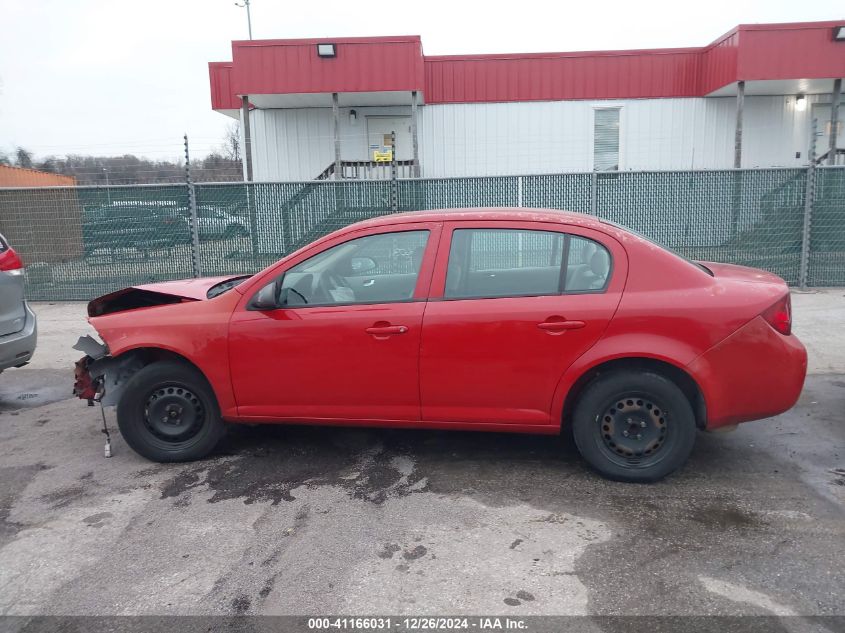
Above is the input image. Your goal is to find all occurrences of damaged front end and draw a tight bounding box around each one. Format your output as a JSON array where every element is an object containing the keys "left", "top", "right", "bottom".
[{"left": 72, "top": 334, "right": 143, "bottom": 407}]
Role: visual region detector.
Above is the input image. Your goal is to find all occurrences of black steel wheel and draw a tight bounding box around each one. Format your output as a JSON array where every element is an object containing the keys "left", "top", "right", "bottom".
[
  {"left": 116, "top": 361, "right": 225, "bottom": 462},
  {"left": 143, "top": 385, "right": 205, "bottom": 443},
  {"left": 572, "top": 370, "right": 696, "bottom": 482},
  {"left": 597, "top": 394, "right": 669, "bottom": 467}
]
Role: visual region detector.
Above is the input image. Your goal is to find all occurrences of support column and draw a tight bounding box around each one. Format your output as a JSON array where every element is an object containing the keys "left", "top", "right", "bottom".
[
  {"left": 332, "top": 92, "right": 342, "bottom": 178},
  {"left": 733, "top": 80, "right": 745, "bottom": 169},
  {"left": 828, "top": 78, "right": 842, "bottom": 165},
  {"left": 241, "top": 96, "right": 253, "bottom": 181},
  {"left": 410, "top": 90, "right": 420, "bottom": 178}
]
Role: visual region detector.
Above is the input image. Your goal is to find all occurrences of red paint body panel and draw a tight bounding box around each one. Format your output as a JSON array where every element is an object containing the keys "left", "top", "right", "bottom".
[
  {"left": 419, "top": 221, "right": 626, "bottom": 425},
  {"left": 211, "top": 22, "right": 845, "bottom": 109},
  {"left": 89, "top": 290, "right": 242, "bottom": 418},
  {"left": 85, "top": 208, "right": 807, "bottom": 438},
  {"left": 688, "top": 316, "right": 807, "bottom": 428}
]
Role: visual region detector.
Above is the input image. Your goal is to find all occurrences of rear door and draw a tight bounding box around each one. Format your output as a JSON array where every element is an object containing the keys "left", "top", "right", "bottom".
[
  {"left": 419, "top": 221, "right": 626, "bottom": 426},
  {"left": 0, "top": 234, "right": 26, "bottom": 337}
]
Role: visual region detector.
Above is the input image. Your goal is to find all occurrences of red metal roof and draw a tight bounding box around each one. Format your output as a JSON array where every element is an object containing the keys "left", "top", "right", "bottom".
[
  {"left": 209, "top": 21, "right": 845, "bottom": 110},
  {"left": 229, "top": 35, "right": 424, "bottom": 97},
  {"left": 208, "top": 62, "right": 239, "bottom": 111}
]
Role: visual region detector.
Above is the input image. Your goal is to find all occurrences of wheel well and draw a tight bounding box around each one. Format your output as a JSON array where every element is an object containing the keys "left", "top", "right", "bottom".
[
  {"left": 112, "top": 348, "right": 213, "bottom": 390},
  {"left": 561, "top": 357, "right": 707, "bottom": 430}
]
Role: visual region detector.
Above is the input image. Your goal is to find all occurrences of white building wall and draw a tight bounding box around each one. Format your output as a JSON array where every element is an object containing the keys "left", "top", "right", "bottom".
[
  {"left": 250, "top": 106, "right": 413, "bottom": 181},
  {"left": 249, "top": 95, "right": 820, "bottom": 181}
]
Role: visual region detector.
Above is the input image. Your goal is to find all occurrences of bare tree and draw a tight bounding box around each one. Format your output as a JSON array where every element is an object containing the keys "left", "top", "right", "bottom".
[
  {"left": 222, "top": 122, "right": 241, "bottom": 162},
  {"left": 15, "top": 147, "right": 33, "bottom": 169}
]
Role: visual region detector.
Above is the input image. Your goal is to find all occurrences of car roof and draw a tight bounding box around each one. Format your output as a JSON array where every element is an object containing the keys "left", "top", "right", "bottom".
[{"left": 351, "top": 208, "right": 609, "bottom": 231}]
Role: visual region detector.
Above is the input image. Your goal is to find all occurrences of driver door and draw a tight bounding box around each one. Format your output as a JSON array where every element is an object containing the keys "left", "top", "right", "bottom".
[{"left": 228, "top": 222, "right": 440, "bottom": 422}]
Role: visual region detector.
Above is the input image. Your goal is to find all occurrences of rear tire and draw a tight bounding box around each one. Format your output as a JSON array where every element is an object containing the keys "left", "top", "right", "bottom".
[
  {"left": 116, "top": 361, "right": 225, "bottom": 462},
  {"left": 571, "top": 371, "right": 696, "bottom": 482}
]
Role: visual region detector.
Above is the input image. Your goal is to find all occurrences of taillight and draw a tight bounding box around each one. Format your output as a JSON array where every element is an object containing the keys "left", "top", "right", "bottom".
[
  {"left": 0, "top": 246, "right": 23, "bottom": 275},
  {"left": 762, "top": 294, "right": 792, "bottom": 336}
]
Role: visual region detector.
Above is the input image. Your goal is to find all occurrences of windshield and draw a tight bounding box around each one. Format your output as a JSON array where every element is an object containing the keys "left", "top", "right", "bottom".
[{"left": 602, "top": 220, "right": 713, "bottom": 276}]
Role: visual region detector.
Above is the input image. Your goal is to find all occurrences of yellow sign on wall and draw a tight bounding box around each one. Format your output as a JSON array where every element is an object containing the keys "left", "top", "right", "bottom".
[{"left": 373, "top": 150, "right": 393, "bottom": 163}]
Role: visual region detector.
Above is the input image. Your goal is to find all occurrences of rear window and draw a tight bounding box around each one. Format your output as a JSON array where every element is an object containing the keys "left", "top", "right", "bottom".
[{"left": 0, "top": 234, "right": 7, "bottom": 253}]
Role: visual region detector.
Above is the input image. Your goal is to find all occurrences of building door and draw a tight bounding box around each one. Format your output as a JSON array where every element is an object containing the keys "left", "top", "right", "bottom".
[{"left": 367, "top": 116, "right": 412, "bottom": 161}]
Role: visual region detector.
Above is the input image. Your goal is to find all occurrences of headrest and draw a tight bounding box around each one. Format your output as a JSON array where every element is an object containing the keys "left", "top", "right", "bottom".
[{"left": 590, "top": 249, "right": 610, "bottom": 276}]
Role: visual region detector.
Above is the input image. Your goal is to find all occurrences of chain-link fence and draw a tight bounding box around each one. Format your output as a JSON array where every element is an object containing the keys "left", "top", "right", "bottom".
[{"left": 1, "top": 166, "right": 842, "bottom": 301}]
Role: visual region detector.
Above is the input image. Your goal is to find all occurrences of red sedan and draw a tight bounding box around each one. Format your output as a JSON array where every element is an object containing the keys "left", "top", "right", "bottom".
[{"left": 73, "top": 209, "right": 807, "bottom": 482}]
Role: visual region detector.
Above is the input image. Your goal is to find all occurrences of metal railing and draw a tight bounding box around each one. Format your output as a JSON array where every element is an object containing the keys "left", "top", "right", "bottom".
[{"left": 0, "top": 166, "right": 843, "bottom": 300}]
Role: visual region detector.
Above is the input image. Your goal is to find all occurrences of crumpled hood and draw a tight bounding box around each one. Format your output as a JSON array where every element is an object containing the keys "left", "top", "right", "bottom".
[
  {"left": 88, "top": 275, "right": 244, "bottom": 317},
  {"left": 131, "top": 276, "right": 243, "bottom": 300}
]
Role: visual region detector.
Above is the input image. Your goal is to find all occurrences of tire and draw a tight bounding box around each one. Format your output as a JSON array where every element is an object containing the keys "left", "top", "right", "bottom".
[
  {"left": 571, "top": 371, "right": 696, "bottom": 483},
  {"left": 116, "top": 361, "right": 225, "bottom": 462}
]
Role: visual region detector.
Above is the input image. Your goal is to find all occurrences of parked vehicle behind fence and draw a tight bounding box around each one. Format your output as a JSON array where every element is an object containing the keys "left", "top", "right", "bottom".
[
  {"left": 195, "top": 205, "right": 249, "bottom": 240},
  {"left": 0, "top": 233, "right": 37, "bottom": 374},
  {"left": 82, "top": 204, "right": 191, "bottom": 256},
  {"left": 73, "top": 208, "right": 807, "bottom": 482}
]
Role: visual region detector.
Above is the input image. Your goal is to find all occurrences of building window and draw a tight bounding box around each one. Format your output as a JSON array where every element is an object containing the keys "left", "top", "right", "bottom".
[{"left": 593, "top": 108, "right": 621, "bottom": 171}]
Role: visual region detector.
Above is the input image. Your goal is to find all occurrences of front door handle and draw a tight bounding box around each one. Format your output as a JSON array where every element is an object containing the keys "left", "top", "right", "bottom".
[
  {"left": 362, "top": 279, "right": 375, "bottom": 287},
  {"left": 365, "top": 325, "right": 408, "bottom": 336},
  {"left": 537, "top": 319, "right": 585, "bottom": 332}
]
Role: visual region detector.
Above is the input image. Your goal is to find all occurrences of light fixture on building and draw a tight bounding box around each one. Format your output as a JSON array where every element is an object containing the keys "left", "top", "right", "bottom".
[
  {"left": 317, "top": 43, "right": 336, "bottom": 58},
  {"left": 795, "top": 94, "right": 807, "bottom": 111},
  {"left": 834, "top": 26, "right": 845, "bottom": 41},
  {"left": 349, "top": 109, "right": 357, "bottom": 124}
]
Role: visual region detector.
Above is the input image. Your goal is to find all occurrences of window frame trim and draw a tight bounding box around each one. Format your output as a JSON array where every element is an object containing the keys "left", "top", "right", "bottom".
[
  {"left": 241, "top": 224, "right": 441, "bottom": 312},
  {"left": 437, "top": 224, "right": 613, "bottom": 303}
]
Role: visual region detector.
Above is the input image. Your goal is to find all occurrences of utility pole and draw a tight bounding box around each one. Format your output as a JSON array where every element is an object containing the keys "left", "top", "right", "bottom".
[{"left": 234, "top": 0, "right": 253, "bottom": 39}]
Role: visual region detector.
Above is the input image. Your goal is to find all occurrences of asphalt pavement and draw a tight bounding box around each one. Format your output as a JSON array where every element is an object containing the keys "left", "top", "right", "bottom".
[{"left": 0, "top": 294, "right": 842, "bottom": 620}]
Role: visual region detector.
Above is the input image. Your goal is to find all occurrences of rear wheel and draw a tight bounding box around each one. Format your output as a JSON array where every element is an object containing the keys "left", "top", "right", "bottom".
[
  {"left": 116, "top": 361, "right": 225, "bottom": 462},
  {"left": 571, "top": 371, "right": 696, "bottom": 482}
]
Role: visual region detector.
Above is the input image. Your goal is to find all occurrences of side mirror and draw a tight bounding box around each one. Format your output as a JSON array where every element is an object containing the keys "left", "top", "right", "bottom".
[{"left": 250, "top": 281, "right": 280, "bottom": 310}]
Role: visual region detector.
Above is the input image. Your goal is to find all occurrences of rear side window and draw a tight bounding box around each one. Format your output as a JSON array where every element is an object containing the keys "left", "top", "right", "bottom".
[
  {"left": 445, "top": 228, "right": 611, "bottom": 299},
  {"left": 0, "top": 234, "right": 7, "bottom": 253},
  {"left": 566, "top": 235, "right": 611, "bottom": 291}
]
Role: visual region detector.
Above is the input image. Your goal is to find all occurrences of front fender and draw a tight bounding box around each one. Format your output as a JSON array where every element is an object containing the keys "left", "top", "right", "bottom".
[{"left": 87, "top": 291, "right": 240, "bottom": 418}]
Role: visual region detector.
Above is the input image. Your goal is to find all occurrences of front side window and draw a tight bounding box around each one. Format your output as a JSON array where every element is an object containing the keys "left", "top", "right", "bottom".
[
  {"left": 445, "top": 228, "right": 611, "bottom": 299},
  {"left": 278, "top": 230, "right": 429, "bottom": 306},
  {"left": 593, "top": 107, "right": 621, "bottom": 172}
]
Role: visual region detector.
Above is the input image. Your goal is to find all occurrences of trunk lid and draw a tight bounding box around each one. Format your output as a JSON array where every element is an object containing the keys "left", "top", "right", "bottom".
[{"left": 699, "top": 261, "right": 787, "bottom": 286}]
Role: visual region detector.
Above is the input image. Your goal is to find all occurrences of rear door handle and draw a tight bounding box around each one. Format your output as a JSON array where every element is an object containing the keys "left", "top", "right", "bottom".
[
  {"left": 362, "top": 279, "right": 375, "bottom": 287},
  {"left": 537, "top": 320, "right": 585, "bottom": 332},
  {"left": 365, "top": 325, "right": 408, "bottom": 336}
]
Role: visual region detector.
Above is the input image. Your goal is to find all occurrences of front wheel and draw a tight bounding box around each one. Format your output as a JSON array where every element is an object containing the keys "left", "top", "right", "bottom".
[
  {"left": 116, "top": 361, "right": 225, "bottom": 462},
  {"left": 571, "top": 371, "right": 696, "bottom": 482}
]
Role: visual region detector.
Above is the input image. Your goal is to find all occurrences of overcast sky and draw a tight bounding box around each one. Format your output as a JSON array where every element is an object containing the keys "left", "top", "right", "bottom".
[{"left": 0, "top": 0, "right": 842, "bottom": 161}]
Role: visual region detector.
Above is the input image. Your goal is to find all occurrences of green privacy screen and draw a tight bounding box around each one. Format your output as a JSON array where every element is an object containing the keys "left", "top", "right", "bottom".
[{"left": 0, "top": 167, "right": 841, "bottom": 301}]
